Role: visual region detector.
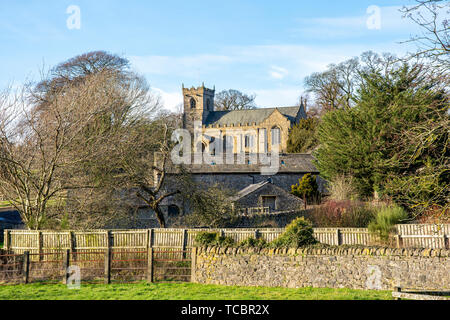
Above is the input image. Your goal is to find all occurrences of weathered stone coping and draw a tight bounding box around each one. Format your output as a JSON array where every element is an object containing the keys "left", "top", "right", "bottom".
[{"left": 196, "top": 246, "right": 450, "bottom": 258}]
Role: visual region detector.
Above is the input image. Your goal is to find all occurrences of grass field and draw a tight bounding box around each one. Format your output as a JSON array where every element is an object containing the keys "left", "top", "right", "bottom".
[{"left": 0, "top": 282, "right": 392, "bottom": 300}]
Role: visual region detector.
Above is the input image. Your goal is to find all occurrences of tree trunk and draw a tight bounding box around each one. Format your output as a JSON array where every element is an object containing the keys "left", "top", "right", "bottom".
[{"left": 153, "top": 205, "right": 166, "bottom": 228}]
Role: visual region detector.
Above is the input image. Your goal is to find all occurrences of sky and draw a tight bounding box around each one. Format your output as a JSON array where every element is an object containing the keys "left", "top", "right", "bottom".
[{"left": 0, "top": 0, "right": 438, "bottom": 111}]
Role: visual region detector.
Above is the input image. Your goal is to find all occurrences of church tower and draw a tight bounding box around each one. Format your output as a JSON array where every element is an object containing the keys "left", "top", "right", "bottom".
[{"left": 182, "top": 84, "right": 215, "bottom": 133}]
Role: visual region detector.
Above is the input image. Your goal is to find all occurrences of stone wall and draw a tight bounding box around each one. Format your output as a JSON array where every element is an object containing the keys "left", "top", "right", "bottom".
[{"left": 193, "top": 246, "right": 450, "bottom": 291}]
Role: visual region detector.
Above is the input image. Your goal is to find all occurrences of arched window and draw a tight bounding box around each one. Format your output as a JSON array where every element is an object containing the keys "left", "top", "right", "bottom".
[
  {"left": 207, "top": 99, "right": 212, "bottom": 111},
  {"left": 190, "top": 98, "right": 196, "bottom": 109},
  {"left": 271, "top": 127, "right": 281, "bottom": 145}
]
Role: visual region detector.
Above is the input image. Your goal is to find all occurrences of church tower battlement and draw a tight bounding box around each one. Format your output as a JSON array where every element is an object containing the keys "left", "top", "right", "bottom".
[{"left": 182, "top": 84, "right": 215, "bottom": 133}]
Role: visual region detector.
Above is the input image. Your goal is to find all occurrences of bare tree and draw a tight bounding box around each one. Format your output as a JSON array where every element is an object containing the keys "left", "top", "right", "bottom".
[
  {"left": 304, "top": 52, "right": 403, "bottom": 113},
  {"left": 401, "top": 0, "right": 449, "bottom": 68},
  {"left": 215, "top": 89, "right": 256, "bottom": 111},
  {"left": 304, "top": 58, "right": 360, "bottom": 112},
  {"left": 0, "top": 58, "right": 160, "bottom": 230},
  {"left": 177, "top": 182, "right": 238, "bottom": 228},
  {"left": 121, "top": 114, "right": 186, "bottom": 228}
]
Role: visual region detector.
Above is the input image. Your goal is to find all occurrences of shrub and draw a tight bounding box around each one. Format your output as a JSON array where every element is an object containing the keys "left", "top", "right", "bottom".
[
  {"left": 328, "top": 175, "right": 359, "bottom": 201},
  {"left": 310, "top": 200, "right": 376, "bottom": 227},
  {"left": 271, "top": 217, "right": 317, "bottom": 248},
  {"left": 287, "top": 118, "right": 319, "bottom": 153},
  {"left": 194, "top": 231, "right": 235, "bottom": 246},
  {"left": 291, "top": 173, "right": 320, "bottom": 204},
  {"left": 239, "top": 237, "right": 267, "bottom": 248},
  {"left": 368, "top": 205, "right": 409, "bottom": 241}
]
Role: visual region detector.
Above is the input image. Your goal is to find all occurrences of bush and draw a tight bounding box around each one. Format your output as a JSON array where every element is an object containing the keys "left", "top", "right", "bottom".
[
  {"left": 310, "top": 200, "right": 376, "bottom": 227},
  {"left": 368, "top": 206, "right": 409, "bottom": 241},
  {"left": 194, "top": 232, "right": 235, "bottom": 247},
  {"left": 328, "top": 175, "right": 359, "bottom": 201},
  {"left": 287, "top": 118, "right": 319, "bottom": 153},
  {"left": 291, "top": 173, "right": 320, "bottom": 204},
  {"left": 239, "top": 237, "right": 267, "bottom": 248},
  {"left": 271, "top": 217, "right": 317, "bottom": 248}
]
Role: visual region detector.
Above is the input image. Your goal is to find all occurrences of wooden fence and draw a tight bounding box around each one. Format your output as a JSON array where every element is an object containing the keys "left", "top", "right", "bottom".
[
  {"left": 3, "top": 224, "right": 450, "bottom": 254},
  {"left": 0, "top": 248, "right": 192, "bottom": 285}
]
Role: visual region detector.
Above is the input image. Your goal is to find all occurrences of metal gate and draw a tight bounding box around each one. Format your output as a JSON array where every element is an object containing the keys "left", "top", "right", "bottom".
[{"left": 151, "top": 249, "right": 192, "bottom": 283}]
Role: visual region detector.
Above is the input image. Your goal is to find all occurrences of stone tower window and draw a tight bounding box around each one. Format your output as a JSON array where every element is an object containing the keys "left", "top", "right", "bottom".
[
  {"left": 207, "top": 98, "right": 212, "bottom": 111},
  {"left": 190, "top": 98, "right": 196, "bottom": 109}
]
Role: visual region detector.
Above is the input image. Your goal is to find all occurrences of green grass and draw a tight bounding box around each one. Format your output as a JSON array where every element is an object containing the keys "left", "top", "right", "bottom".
[
  {"left": 0, "top": 282, "right": 392, "bottom": 300},
  {"left": 0, "top": 201, "right": 12, "bottom": 208}
]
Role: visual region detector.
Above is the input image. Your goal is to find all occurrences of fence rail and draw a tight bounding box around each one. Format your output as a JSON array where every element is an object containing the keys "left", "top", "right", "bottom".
[
  {"left": 4, "top": 224, "right": 450, "bottom": 253},
  {"left": 0, "top": 248, "right": 191, "bottom": 285}
]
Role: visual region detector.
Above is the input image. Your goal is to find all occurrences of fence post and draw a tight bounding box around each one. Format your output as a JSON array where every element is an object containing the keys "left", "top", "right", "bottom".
[
  {"left": 191, "top": 247, "right": 197, "bottom": 283},
  {"left": 394, "top": 287, "right": 402, "bottom": 300},
  {"left": 336, "top": 229, "right": 342, "bottom": 246},
  {"left": 148, "top": 229, "right": 153, "bottom": 248},
  {"left": 4, "top": 230, "right": 10, "bottom": 252},
  {"left": 182, "top": 229, "right": 188, "bottom": 251},
  {"left": 38, "top": 231, "right": 43, "bottom": 262},
  {"left": 69, "top": 231, "right": 76, "bottom": 261},
  {"left": 63, "top": 249, "right": 70, "bottom": 284},
  {"left": 395, "top": 235, "right": 402, "bottom": 248},
  {"left": 182, "top": 229, "right": 188, "bottom": 259},
  {"left": 104, "top": 247, "right": 111, "bottom": 284},
  {"left": 106, "top": 230, "right": 111, "bottom": 250},
  {"left": 23, "top": 251, "right": 30, "bottom": 284},
  {"left": 147, "top": 247, "right": 153, "bottom": 283},
  {"left": 443, "top": 235, "right": 448, "bottom": 250}
]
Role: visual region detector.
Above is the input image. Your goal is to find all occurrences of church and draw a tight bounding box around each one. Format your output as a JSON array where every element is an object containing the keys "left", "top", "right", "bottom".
[
  {"left": 182, "top": 84, "right": 307, "bottom": 155},
  {"left": 134, "top": 84, "right": 322, "bottom": 228}
]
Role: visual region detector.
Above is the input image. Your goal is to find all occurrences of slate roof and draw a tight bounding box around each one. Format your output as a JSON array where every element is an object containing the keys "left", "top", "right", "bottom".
[
  {"left": 204, "top": 106, "right": 303, "bottom": 127},
  {"left": 231, "top": 181, "right": 270, "bottom": 201},
  {"left": 184, "top": 154, "right": 319, "bottom": 174}
]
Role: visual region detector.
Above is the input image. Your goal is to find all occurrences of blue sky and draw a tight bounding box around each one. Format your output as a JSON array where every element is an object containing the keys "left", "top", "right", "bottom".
[{"left": 0, "top": 0, "right": 434, "bottom": 110}]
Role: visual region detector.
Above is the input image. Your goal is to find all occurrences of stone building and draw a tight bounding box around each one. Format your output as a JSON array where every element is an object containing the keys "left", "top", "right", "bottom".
[
  {"left": 231, "top": 180, "right": 304, "bottom": 214},
  {"left": 132, "top": 84, "right": 322, "bottom": 228},
  {"left": 182, "top": 84, "right": 307, "bottom": 154}
]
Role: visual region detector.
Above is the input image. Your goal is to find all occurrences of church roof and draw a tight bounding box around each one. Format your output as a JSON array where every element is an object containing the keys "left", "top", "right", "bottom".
[{"left": 204, "top": 106, "right": 303, "bottom": 127}]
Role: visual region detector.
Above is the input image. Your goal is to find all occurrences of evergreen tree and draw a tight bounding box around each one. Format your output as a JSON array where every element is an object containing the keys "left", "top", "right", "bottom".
[
  {"left": 287, "top": 118, "right": 319, "bottom": 153},
  {"left": 315, "top": 63, "right": 447, "bottom": 201}
]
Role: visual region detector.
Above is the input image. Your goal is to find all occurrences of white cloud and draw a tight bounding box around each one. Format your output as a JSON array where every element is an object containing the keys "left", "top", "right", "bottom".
[
  {"left": 132, "top": 40, "right": 411, "bottom": 108},
  {"left": 128, "top": 4, "right": 419, "bottom": 108},
  {"left": 130, "top": 54, "right": 233, "bottom": 78},
  {"left": 151, "top": 87, "right": 183, "bottom": 112},
  {"left": 253, "top": 87, "right": 302, "bottom": 108},
  {"left": 291, "top": 6, "right": 421, "bottom": 39},
  {"left": 269, "top": 66, "right": 289, "bottom": 80}
]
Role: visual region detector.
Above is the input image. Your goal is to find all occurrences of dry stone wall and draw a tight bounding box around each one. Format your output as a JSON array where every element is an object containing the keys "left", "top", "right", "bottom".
[{"left": 193, "top": 246, "right": 450, "bottom": 291}]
